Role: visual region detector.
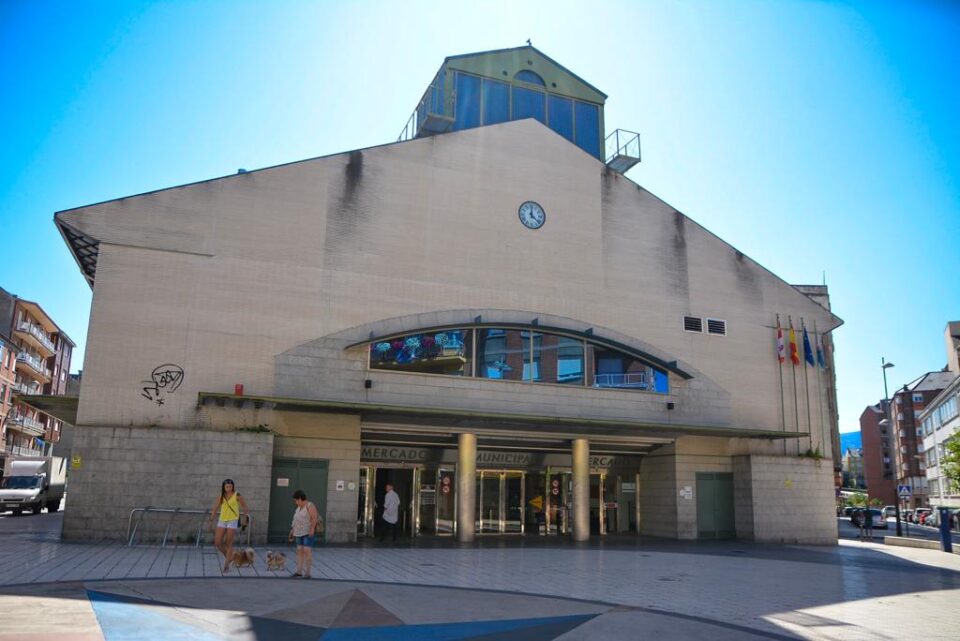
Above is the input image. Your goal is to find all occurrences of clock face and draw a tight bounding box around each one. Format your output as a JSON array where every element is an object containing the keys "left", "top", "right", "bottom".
[{"left": 518, "top": 201, "right": 546, "bottom": 229}]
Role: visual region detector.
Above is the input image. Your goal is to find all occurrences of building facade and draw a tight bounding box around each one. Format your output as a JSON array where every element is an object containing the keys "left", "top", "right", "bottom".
[
  {"left": 889, "top": 371, "right": 953, "bottom": 509},
  {"left": 860, "top": 401, "right": 896, "bottom": 504},
  {"left": 0, "top": 288, "right": 75, "bottom": 460},
  {"left": 841, "top": 448, "right": 865, "bottom": 490},
  {"left": 0, "top": 333, "right": 16, "bottom": 455},
  {"left": 920, "top": 322, "right": 960, "bottom": 508},
  {"left": 54, "top": 47, "right": 842, "bottom": 545}
]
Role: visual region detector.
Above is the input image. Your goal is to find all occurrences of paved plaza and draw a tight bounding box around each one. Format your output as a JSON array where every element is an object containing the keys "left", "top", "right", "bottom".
[{"left": 0, "top": 512, "right": 959, "bottom": 640}]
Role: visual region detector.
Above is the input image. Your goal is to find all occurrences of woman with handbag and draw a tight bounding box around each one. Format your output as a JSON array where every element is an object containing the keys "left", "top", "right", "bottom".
[
  {"left": 208, "top": 479, "right": 250, "bottom": 572},
  {"left": 288, "top": 489, "right": 323, "bottom": 578}
]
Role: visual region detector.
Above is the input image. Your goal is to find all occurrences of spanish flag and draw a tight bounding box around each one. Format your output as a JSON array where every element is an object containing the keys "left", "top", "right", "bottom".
[{"left": 789, "top": 325, "right": 800, "bottom": 365}]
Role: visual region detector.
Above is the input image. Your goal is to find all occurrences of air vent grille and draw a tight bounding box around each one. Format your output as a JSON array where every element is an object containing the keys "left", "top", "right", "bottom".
[
  {"left": 707, "top": 318, "right": 727, "bottom": 336},
  {"left": 683, "top": 316, "right": 703, "bottom": 333}
]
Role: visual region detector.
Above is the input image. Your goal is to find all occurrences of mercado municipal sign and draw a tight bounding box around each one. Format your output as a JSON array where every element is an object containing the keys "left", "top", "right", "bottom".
[{"left": 360, "top": 446, "right": 636, "bottom": 470}]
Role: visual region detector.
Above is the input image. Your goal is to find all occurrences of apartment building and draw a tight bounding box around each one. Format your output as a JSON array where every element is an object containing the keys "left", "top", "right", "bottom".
[
  {"left": 889, "top": 371, "right": 954, "bottom": 509},
  {"left": 0, "top": 288, "right": 74, "bottom": 459},
  {"left": 920, "top": 322, "right": 960, "bottom": 508},
  {"left": 860, "top": 401, "right": 896, "bottom": 504}
]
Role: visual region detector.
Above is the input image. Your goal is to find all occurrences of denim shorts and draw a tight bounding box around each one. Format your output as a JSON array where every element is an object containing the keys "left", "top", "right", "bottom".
[
  {"left": 294, "top": 535, "right": 316, "bottom": 547},
  {"left": 217, "top": 519, "right": 239, "bottom": 530}
]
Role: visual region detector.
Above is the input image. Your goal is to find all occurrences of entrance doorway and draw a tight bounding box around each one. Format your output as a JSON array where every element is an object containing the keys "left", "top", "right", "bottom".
[
  {"left": 268, "top": 458, "right": 328, "bottom": 544},
  {"left": 372, "top": 468, "right": 415, "bottom": 539},
  {"left": 475, "top": 471, "right": 525, "bottom": 534},
  {"left": 696, "top": 472, "right": 736, "bottom": 539}
]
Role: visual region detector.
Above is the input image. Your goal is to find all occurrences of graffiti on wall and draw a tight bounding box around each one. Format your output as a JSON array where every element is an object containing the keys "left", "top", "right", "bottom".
[{"left": 141, "top": 364, "right": 184, "bottom": 406}]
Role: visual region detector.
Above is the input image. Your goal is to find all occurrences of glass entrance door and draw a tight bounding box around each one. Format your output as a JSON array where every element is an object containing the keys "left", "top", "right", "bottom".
[
  {"left": 478, "top": 472, "right": 500, "bottom": 533},
  {"left": 475, "top": 470, "right": 526, "bottom": 534},
  {"left": 545, "top": 471, "right": 571, "bottom": 534},
  {"left": 504, "top": 473, "right": 524, "bottom": 533}
]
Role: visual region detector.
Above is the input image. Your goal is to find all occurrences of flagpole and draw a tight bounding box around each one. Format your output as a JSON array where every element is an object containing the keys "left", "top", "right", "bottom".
[
  {"left": 789, "top": 316, "right": 800, "bottom": 455},
  {"left": 777, "top": 313, "right": 786, "bottom": 455},
  {"left": 814, "top": 320, "right": 827, "bottom": 459},
  {"left": 802, "top": 319, "right": 814, "bottom": 455}
]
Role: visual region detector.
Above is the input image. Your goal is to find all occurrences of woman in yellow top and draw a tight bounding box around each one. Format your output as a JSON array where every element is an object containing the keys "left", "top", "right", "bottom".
[{"left": 208, "top": 479, "right": 249, "bottom": 572}]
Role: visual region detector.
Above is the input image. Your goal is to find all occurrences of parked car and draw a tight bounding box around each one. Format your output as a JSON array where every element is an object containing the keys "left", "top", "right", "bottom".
[
  {"left": 914, "top": 508, "right": 932, "bottom": 524},
  {"left": 843, "top": 506, "right": 856, "bottom": 517},
  {"left": 901, "top": 509, "right": 913, "bottom": 522},
  {"left": 883, "top": 505, "right": 897, "bottom": 518}
]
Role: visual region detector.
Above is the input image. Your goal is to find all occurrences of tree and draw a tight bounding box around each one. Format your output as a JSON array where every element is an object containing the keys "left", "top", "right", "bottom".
[{"left": 942, "top": 436, "right": 960, "bottom": 494}]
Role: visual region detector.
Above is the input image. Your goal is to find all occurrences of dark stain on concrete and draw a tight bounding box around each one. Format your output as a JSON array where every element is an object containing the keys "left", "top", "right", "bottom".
[
  {"left": 670, "top": 210, "right": 690, "bottom": 297},
  {"left": 733, "top": 248, "right": 763, "bottom": 301},
  {"left": 323, "top": 150, "right": 376, "bottom": 270},
  {"left": 343, "top": 151, "right": 363, "bottom": 203}
]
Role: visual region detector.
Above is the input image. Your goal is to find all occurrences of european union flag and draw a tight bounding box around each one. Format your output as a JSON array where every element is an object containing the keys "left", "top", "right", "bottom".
[{"left": 802, "top": 327, "right": 815, "bottom": 366}]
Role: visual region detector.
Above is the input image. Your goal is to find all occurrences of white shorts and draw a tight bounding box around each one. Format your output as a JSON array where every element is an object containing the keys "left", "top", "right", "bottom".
[{"left": 217, "top": 519, "right": 239, "bottom": 530}]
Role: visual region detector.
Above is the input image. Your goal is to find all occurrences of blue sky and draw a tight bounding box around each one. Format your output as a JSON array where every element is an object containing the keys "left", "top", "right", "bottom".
[{"left": 1, "top": 0, "right": 958, "bottom": 432}]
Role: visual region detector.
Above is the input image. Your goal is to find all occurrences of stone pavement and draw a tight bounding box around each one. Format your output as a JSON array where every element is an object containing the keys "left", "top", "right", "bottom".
[{"left": 1, "top": 514, "right": 959, "bottom": 640}]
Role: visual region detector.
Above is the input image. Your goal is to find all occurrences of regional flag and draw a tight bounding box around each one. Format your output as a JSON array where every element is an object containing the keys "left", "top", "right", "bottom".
[
  {"left": 776, "top": 322, "right": 785, "bottom": 363},
  {"left": 789, "top": 326, "right": 800, "bottom": 365},
  {"left": 802, "top": 326, "right": 815, "bottom": 366},
  {"left": 816, "top": 335, "right": 827, "bottom": 368}
]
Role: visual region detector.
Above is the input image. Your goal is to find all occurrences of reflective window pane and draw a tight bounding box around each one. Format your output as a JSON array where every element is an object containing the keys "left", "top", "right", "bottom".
[
  {"left": 588, "top": 345, "right": 668, "bottom": 393},
  {"left": 547, "top": 95, "right": 574, "bottom": 143},
  {"left": 535, "top": 333, "right": 583, "bottom": 385},
  {"left": 574, "top": 100, "right": 601, "bottom": 158},
  {"left": 370, "top": 329, "right": 472, "bottom": 375},
  {"left": 512, "top": 86, "right": 546, "bottom": 125},
  {"left": 453, "top": 72, "right": 481, "bottom": 130},
  {"left": 477, "top": 329, "right": 527, "bottom": 381},
  {"left": 482, "top": 78, "right": 510, "bottom": 125},
  {"left": 514, "top": 70, "right": 545, "bottom": 86}
]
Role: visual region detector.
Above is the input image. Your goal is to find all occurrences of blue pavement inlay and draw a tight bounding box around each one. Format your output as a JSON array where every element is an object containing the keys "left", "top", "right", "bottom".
[
  {"left": 87, "top": 590, "right": 227, "bottom": 641},
  {"left": 319, "top": 614, "right": 596, "bottom": 641}
]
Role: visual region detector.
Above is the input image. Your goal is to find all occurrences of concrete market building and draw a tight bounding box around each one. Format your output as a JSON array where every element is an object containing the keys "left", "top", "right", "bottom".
[{"left": 52, "top": 46, "right": 843, "bottom": 545}]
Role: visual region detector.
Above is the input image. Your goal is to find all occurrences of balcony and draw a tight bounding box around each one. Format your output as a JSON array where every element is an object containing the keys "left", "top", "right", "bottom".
[
  {"left": 3, "top": 444, "right": 44, "bottom": 457},
  {"left": 15, "top": 351, "right": 51, "bottom": 383},
  {"left": 13, "top": 321, "right": 55, "bottom": 357},
  {"left": 605, "top": 129, "right": 641, "bottom": 173},
  {"left": 8, "top": 413, "right": 46, "bottom": 438},
  {"left": 397, "top": 71, "right": 454, "bottom": 142},
  {"left": 593, "top": 372, "right": 649, "bottom": 389},
  {"left": 12, "top": 380, "right": 42, "bottom": 396}
]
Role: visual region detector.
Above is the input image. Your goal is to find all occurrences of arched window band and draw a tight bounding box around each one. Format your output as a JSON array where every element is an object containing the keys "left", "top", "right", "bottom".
[{"left": 359, "top": 323, "right": 692, "bottom": 393}]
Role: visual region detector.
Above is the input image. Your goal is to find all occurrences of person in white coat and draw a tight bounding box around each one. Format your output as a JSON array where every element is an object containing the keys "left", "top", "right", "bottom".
[{"left": 380, "top": 483, "right": 400, "bottom": 542}]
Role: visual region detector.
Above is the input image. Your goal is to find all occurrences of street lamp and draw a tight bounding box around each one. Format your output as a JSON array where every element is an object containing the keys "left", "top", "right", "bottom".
[{"left": 882, "top": 357, "right": 903, "bottom": 537}]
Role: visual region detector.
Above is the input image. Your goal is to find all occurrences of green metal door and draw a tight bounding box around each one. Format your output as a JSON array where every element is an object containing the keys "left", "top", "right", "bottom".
[
  {"left": 696, "top": 472, "right": 735, "bottom": 539},
  {"left": 268, "top": 458, "right": 328, "bottom": 544}
]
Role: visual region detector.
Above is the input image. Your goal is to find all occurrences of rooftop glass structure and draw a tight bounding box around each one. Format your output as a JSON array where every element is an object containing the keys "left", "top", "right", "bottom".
[{"left": 399, "top": 46, "right": 639, "bottom": 171}]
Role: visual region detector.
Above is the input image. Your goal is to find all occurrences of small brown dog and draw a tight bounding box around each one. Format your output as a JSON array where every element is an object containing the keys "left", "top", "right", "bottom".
[
  {"left": 265, "top": 550, "right": 287, "bottom": 571},
  {"left": 231, "top": 547, "right": 255, "bottom": 568}
]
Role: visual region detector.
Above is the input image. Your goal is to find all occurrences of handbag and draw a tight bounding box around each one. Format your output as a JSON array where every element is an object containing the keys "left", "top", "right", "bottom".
[{"left": 312, "top": 502, "right": 324, "bottom": 536}]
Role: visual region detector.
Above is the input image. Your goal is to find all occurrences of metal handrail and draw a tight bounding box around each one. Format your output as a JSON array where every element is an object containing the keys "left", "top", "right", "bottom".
[
  {"left": 126, "top": 507, "right": 253, "bottom": 548},
  {"left": 16, "top": 321, "right": 56, "bottom": 352},
  {"left": 604, "top": 129, "right": 641, "bottom": 164}
]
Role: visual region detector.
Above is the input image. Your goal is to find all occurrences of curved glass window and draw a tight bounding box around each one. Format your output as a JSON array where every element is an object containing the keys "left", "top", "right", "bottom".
[
  {"left": 514, "top": 70, "right": 546, "bottom": 86},
  {"left": 370, "top": 329, "right": 473, "bottom": 376},
  {"left": 369, "top": 326, "right": 668, "bottom": 394}
]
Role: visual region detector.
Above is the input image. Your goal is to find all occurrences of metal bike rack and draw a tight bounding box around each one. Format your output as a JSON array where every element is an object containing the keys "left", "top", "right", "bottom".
[{"left": 126, "top": 507, "right": 252, "bottom": 548}]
